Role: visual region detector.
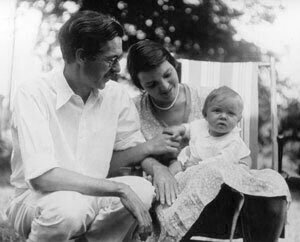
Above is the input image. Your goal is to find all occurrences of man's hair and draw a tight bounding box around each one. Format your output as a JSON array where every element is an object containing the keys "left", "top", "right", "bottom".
[
  {"left": 202, "top": 86, "right": 244, "bottom": 117},
  {"left": 127, "top": 39, "right": 180, "bottom": 90},
  {"left": 58, "top": 10, "right": 124, "bottom": 63}
]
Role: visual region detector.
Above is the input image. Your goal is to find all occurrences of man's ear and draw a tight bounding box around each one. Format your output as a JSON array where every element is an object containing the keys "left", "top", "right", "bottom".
[{"left": 75, "top": 48, "right": 86, "bottom": 64}]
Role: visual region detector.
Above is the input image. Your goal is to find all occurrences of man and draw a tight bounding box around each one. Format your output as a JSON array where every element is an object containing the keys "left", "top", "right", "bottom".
[{"left": 6, "top": 10, "right": 156, "bottom": 242}]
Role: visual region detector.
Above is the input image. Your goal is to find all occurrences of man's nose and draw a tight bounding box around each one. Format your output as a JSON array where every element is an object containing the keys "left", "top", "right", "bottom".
[{"left": 111, "top": 60, "right": 121, "bottom": 73}]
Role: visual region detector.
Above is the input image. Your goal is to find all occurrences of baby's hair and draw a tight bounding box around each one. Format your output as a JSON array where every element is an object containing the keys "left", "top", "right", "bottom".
[{"left": 202, "top": 86, "right": 243, "bottom": 117}]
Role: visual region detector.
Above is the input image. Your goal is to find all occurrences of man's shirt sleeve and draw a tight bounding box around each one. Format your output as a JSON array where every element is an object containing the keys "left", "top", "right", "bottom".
[
  {"left": 12, "top": 86, "right": 59, "bottom": 182},
  {"left": 114, "top": 90, "right": 145, "bottom": 150}
]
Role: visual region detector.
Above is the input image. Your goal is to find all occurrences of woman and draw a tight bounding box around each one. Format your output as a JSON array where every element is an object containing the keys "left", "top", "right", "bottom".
[{"left": 126, "top": 39, "right": 290, "bottom": 242}]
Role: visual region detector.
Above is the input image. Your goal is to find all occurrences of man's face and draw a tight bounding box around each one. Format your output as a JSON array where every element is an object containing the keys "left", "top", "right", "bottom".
[{"left": 80, "top": 36, "right": 123, "bottom": 90}]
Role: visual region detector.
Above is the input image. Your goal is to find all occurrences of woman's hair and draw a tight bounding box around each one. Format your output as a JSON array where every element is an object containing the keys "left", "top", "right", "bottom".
[
  {"left": 202, "top": 86, "right": 244, "bottom": 117},
  {"left": 127, "top": 39, "right": 179, "bottom": 90},
  {"left": 58, "top": 10, "right": 124, "bottom": 63}
]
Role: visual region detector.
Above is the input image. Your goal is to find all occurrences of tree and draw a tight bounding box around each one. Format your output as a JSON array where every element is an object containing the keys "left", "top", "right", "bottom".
[
  {"left": 80, "top": 0, "right": 265, "bottom": 61},
  {"left": 23, "top": 0, "right": 279, "bottom": 65}
]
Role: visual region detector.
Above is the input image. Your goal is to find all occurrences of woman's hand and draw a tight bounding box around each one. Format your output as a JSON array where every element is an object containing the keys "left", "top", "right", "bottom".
[
  {"left": 163, "top": 125, "right": 186, "bottom": 139},
  {"left": 152, "top": 164, "right": 179, "bottom": 206},
  {"left": 146, "top": 133, "right": 181, "bottom": 156}
]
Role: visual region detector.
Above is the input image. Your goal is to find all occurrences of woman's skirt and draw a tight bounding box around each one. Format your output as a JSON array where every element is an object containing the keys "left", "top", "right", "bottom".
[{"left": 155, "top": 161, "right": 291, "bottom": 241}]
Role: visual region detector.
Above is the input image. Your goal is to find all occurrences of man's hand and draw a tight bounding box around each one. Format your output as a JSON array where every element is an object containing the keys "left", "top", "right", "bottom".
[
  {"left": 147, "top": 133, "right": 181, "bottom": 156},
  {"left": 152, "top": 165, "right": 179, "bottom": 206},
  {"left": 119, "top": 184, "right": 152, "bottom": 240}
]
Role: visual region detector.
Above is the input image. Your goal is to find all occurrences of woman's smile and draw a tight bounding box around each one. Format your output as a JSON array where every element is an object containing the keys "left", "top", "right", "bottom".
[{"left": 160, "top": 87, "right": 174, "bottom": 97}]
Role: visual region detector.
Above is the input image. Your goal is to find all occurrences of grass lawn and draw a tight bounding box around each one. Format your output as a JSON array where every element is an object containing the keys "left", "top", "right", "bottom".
[{"left": 0, "top": 186, "right": 24, "bottom": 242}]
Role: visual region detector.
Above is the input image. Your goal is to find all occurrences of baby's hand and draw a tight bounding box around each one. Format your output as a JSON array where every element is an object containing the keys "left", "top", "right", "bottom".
[{"left": 183, "top": 159, "right": 201, "bottom": 170}]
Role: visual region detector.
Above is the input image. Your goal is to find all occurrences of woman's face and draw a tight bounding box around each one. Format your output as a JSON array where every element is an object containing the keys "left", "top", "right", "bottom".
[{"left": 137, "top": 60, "right": 179, "bottom": 105}]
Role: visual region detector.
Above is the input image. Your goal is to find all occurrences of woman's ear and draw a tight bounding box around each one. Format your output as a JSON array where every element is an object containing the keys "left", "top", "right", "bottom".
[
  {"left": 75, "top": 48, "right": 86, "bottom": 64},
  {"left": 237, "top": 113, "right": 243, "bottom": 123}
]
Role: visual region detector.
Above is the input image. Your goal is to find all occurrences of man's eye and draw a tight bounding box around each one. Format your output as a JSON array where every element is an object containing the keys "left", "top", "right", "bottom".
[
  {"left": 108, "top": 57, "right": 117, "bottom": 63},
  {"left": 107, "top": 59, "right": 114, "bottom": 65},
  {"left": 163, "top": 72, "right": 171, "bottom": 78}
]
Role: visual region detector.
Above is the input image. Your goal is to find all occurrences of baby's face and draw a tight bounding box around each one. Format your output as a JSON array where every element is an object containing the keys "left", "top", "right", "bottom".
[{"left": 205, "top": 96, "right": 243, "bottom": 137}]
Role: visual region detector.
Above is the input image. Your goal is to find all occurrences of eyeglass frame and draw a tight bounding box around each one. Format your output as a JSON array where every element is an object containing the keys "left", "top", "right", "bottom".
[{"left": 101, "top": 55, "right": 123, "bottom": 68}]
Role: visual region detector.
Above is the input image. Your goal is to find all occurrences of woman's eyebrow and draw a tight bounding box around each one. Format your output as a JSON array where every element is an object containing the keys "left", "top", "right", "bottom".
[{"left": 164, "top": 67, "right": 172, "bottom": 73}]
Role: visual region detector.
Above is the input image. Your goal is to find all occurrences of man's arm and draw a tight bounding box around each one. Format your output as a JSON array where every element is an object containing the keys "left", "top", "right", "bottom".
[
  {"left": 14, "top": 85, "right": 152, "bottom": 238},
  {"left": 141, "top": 157, "right": 178, "bottom": 206},
  {"left": 31, "top": 167, "right": 128, "bottom": 196}
]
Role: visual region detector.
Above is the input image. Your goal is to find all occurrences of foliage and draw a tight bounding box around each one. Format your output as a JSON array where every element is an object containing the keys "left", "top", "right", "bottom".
[
  {"left": 277, "top": 98, "right": 300, "bottom": 168},
  {"left": 20, "top": 0, "right": 275, "bottom": 67}
]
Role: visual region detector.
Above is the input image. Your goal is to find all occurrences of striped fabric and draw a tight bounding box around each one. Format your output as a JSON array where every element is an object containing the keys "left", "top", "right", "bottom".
[{"left": 179, "top": 59, "right": 259, "bottom": 168}]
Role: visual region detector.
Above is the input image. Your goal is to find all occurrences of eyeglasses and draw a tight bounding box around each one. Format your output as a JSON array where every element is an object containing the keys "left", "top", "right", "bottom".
[{"left": 102, "top": 55, "right": 122, "bottom": 68}]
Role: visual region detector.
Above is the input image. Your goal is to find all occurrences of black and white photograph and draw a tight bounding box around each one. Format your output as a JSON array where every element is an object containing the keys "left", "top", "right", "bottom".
[{"left": 0, "top": 0, "right": 299, "bottom": 241}]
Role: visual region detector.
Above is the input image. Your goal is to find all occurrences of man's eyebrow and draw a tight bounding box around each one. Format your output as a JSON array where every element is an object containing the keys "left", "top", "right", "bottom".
[{"left": 106, "top": 53, "right": 123, "bottom": 59}]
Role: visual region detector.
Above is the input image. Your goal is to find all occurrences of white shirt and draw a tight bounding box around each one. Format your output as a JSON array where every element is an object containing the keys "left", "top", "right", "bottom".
[{"left": 10, "top": 70, "right": 145, "bottom": 189}]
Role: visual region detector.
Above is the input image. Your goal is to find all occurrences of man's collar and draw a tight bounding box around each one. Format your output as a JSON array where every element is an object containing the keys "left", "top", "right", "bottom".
[
  {"left": 55, "top": 71, "right": 75, "bottom": 110},
  {"left": 54, "top": 70, "right": 102, "bottom": 109}
]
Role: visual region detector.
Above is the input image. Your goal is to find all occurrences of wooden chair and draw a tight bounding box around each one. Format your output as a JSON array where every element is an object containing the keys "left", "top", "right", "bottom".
[{"left": 278, "top": 134, "right": 300, "bottom": 190}]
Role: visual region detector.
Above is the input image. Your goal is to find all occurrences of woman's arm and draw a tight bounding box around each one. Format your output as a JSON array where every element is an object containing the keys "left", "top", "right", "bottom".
[
  {"left": 141, "top": 157, "right": 179, "bottom": 206},
  {"left": 109, "top": 133, "right": 181, "bottom": 177},
  {"left": 168, "top": 159, "right": 183, "bottom": 176}
]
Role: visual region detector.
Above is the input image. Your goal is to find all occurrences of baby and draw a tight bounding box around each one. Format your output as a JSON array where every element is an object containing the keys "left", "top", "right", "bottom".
[{"left": 166, "top": 85, "right": 251, "bottom": 175}]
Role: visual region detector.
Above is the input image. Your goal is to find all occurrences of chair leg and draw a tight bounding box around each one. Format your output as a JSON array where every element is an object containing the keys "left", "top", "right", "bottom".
[{"left": 229, "top": 193, "right": 244, "bottom": 242}]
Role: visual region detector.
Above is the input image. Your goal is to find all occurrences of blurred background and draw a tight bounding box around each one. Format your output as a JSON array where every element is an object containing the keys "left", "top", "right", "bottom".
[{"left": 1, "top": 0, "right": 300, "bottom": 241}]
